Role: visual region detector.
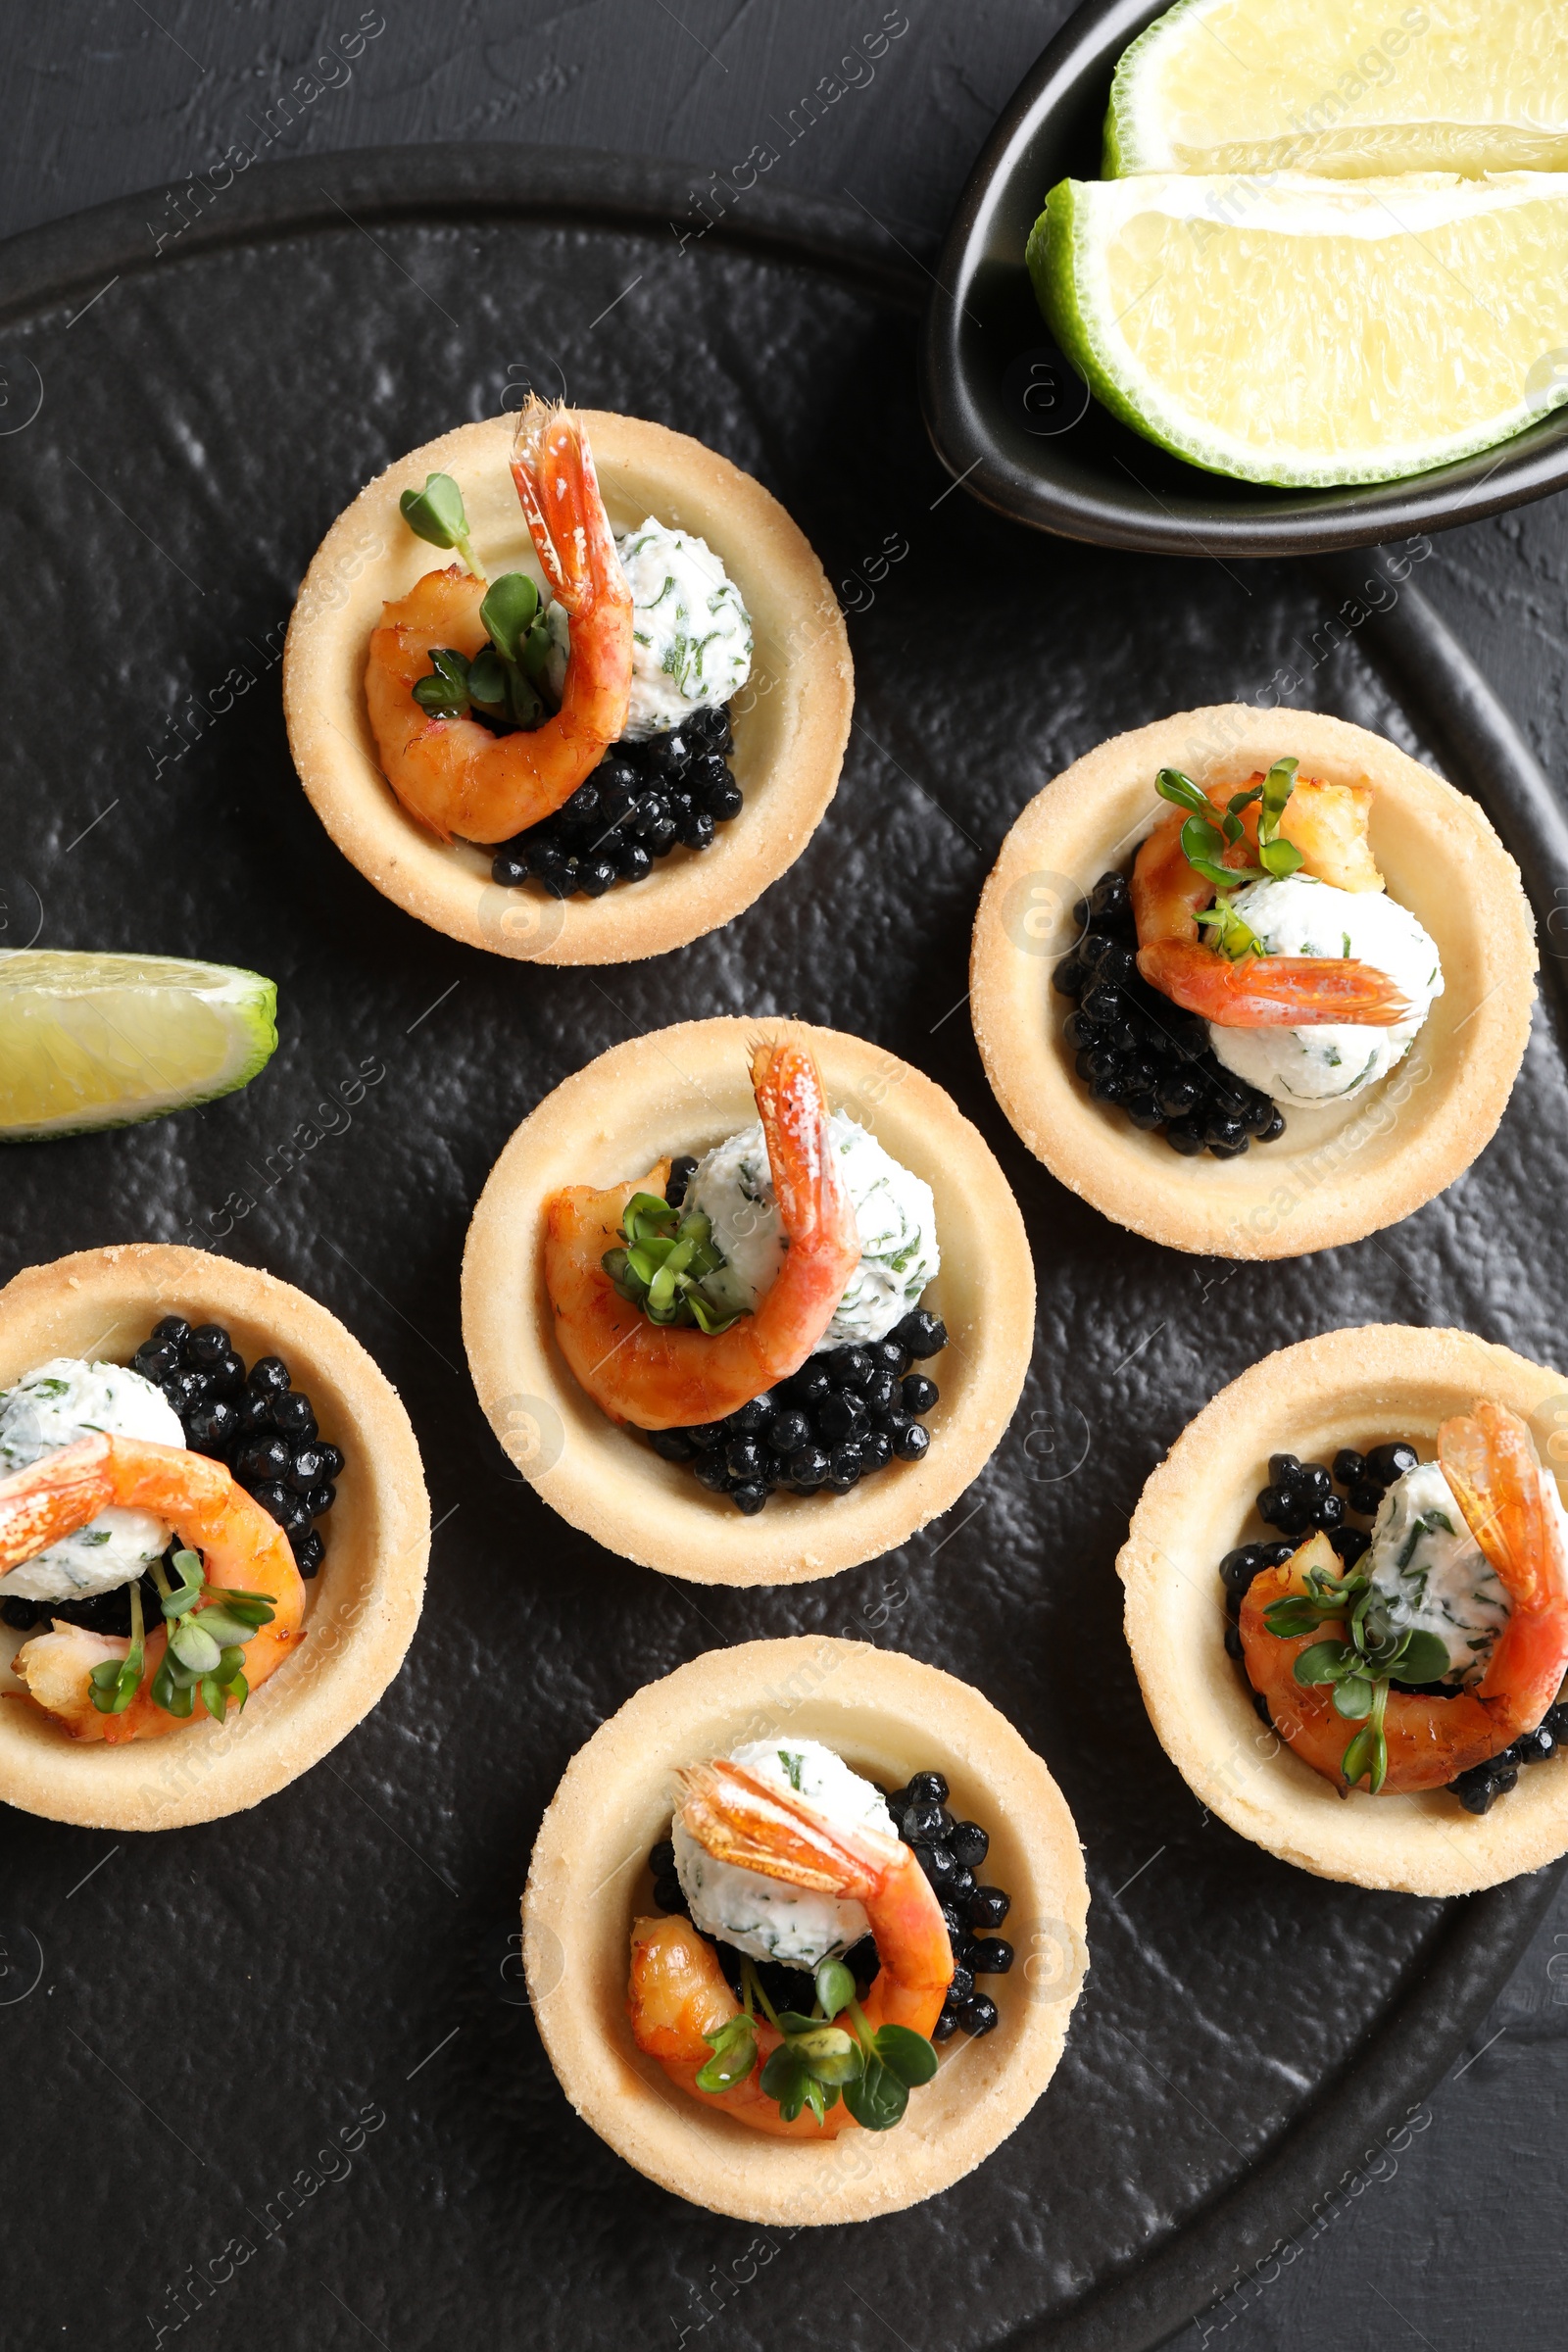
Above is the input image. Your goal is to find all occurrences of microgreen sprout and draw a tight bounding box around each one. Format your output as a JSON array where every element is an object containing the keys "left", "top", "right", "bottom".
[
  {"left": 1263, "top": 1551, "right": 1450, "bottom": 1792},
  {"left": 411, "top": 573, "right": 551, "bottom": 729},
  {"left": 117, "top": 1548, "right": 277, "bottom": 1724},
  {"left": 602, "top": 1192, "right": 745, "bottom": 1335},
  {"left": 398, "top": 471, "right": 484, "bottom": 579},
  {"left": 695, "top": 1950, "right": 939, "bottom": 2132},
  {"left": 1155, "top": 758, "right": 1305, "bottom": 961}
]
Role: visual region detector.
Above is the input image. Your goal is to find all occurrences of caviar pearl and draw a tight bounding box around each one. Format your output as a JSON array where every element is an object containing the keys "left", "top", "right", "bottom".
[
  {"left": 491, "top": 708, "right": 743, "bottom": 898},
  {"left": 1056, "top": 869, "right": 1283, "bottom": 1157}
]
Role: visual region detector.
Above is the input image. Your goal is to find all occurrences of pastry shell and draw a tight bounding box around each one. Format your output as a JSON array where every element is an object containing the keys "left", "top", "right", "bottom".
[
  {"left": 1118, "top": 1323, "right": 1568, "bottom": 1895},
  {"left": 522, "top": 1636, "right": 1090, "bottom": 2223},
  {"left": 0, "top": 1245, "right": 429, "bottom": 1831},
  {"left": 969, "top": 705, "right": 1536, "bottom": 1259},
  {"left": 282, "top": 412, "right": 853, "bottom": 964},
  {"left": 462, "top": 1017, "right": 1035, "bottom": 1586}
]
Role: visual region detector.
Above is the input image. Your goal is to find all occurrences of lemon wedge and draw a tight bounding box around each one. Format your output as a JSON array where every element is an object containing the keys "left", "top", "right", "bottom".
[
  {"left": 1029, "top": 170, "right": 1568, "bottom": 485},
  {"left": 0, "top": 952, "right": 277, "bottom": 1142},
  {"left": 1106, "top": 0, "right": 1568, "bottom": 180}
]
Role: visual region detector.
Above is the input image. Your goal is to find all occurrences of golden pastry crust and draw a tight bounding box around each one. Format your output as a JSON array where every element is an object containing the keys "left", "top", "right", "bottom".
[
  {"left": 523, "top": 1637, "right": 1089, "bottom": 2223},
  {"left": 1118, "top": 1323, "right": 1568, "bottom": 1895},
  {"left": 970, "top": 706, "right": 1537, "bottom": 1259},
  {"left": 282, "top": 412, "right": 852, "bottom": 964},
  {"left": 462, "top": 1017, "right": 1035, "bottom": 1586},
  {"left": 0, "top": 1246, "right": 428, "bottom": 1830}
]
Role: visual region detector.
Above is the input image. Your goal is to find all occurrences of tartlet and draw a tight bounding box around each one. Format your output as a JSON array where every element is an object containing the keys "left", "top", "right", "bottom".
[
  {"left": 0, "top": 1245, "right": 428, "bottom": 1831},
  {"left": 1118, "top": 1323, "right": 1568, "bottom": 1895},
  {"left": 523, "top": 1636, "right": 1089, "bottom": 2223},
  {"left": 282, "top": 412, "right": 852, "bottom": 964},
  {"left": 970, "top": 705, "right": 1536, "bottom": 1259},
  {"left": 461, "top": 1017, "right": 1035, "bottom": 1586}
]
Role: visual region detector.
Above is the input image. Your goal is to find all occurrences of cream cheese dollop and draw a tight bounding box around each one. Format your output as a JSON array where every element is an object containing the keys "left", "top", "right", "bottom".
[
  {"left": 1206, "top": 873, "right": 1443, "bottom": 1105},
  {"left": 672, "top": 1738, "right": 895, "bottom": 1968},
  {"left": 0, "top": 1357, "right": 184, "bottom": 1602},
  {"left": 686, "top": 1110, "right": 940, "bottom": 1351},
  {"left": 1364, "top": 1457, "right": 1509, "bottom": 1687},
  {"left": 544, "top": 515, "right": 752, "bottom": 739}
]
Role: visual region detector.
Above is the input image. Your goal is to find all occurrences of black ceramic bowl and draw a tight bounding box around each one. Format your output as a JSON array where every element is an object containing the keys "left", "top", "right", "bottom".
[{"left": 919, "top": 0, "right": 1568, "bottom": 556}]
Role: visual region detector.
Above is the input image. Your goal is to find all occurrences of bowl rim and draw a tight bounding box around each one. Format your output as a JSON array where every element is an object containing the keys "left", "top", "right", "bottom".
[
  {"left": 0, "top": 1244, "right": 429, "bottom": 1830},
  {"left": 1117, "top": 1322, "right": 1568, "bottom": 1895},
  {"left": 281, "top": 411, "right": 854, "bottom": 964},
  {"left": 461, "top": 1016, "right": 1036, "bottom": 1586},
  {"left": 521, "top": 1635, "right": 1091, "bottom": 2223},
  {"left": 917, "top": 0, "right": 1568, "bottom": 554},
  {"left": 968, "top": 703, "right": 1538, "bottom": 1260}
]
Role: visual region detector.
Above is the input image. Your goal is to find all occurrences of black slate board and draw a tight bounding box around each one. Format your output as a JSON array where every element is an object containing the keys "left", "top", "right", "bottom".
[{"left": 1, "top": 151, "right": 1566, "bottom": 2352}]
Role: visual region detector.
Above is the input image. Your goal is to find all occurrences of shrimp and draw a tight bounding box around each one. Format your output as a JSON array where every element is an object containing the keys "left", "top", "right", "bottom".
[
  {"left": 1240, "top": 1404, "right": 1568, "bottom": 1794},
  {"left": 1131, "top": 781, "right": 1409, "bottom": 1028},
  {"left": 0, "top": 1433, "right": 306, "bottom": 1743},
  {"left": 365, "top": 398, "right": 633, "bottom": 844},
  {"left": 626, "top": 1756, "right": 954, "bottom": 2135},
  {"left": 543, "top": 1036, "right": 860, "bottom": 1431}
]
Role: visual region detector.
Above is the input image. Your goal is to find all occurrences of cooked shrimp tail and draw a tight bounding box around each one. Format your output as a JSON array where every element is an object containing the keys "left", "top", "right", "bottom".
[
  {"left": 1132, "top": 792, "right": 1408, "bottom": 1029},
  {"left": 1240, "top": 1405, "right": 1568, "bottom": 1795},
  {"left": 0, "top": 1433, "right": 306, "bottom": 1744},
  {"left": 626, "top": 1754, "right": 954, "bottom": 2135},
  {"left": 543, "top": 1033, "right": 860, "bottom": 1431},
  {"left": 365, "top": 398, "right": 633, "bottom": 845},
  {"left": 675, "top": 1757, "right": 953, "bottom": 2034}
]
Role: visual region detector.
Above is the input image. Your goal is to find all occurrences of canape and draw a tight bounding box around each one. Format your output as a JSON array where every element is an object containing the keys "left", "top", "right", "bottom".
[
  {"left": 1118, "top": 1323, "right": 1568, "bottom": 1894},
  {"left": 0, "top": 1245, "right": 427, "bottom": 1830},
  {"left": 283, "top": 409, "right": 852, "bottom": 964},
  {"left": 523, "top": 1636, "right": 1089, "bottom": 2223},
  {"left": 462, "top": 1017, "right": 1034, "bottom": 1586},
  {"left": 970, "top": 706, "right": 1535, "bottom": 1258}
]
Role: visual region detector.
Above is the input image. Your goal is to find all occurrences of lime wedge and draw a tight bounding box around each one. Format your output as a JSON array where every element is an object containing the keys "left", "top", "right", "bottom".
[
  {"left": 0, "top": 952, "right": 277, "bottom": 1142},
  {"left": 1106, "top": 0, "right": 1568, "bottom": 179},
  {"left": 1029, "top": 171, "right": 1568, "bottom": 486}
]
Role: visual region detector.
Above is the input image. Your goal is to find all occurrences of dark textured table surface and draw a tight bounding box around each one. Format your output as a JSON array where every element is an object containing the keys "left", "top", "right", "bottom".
[{"left": 3, "top": 9, "right": 1568, "bottom": 2352}]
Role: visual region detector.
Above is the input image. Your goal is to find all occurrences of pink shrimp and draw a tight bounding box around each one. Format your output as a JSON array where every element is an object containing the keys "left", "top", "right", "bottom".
[
  {"left": 365, "top": 398, "right": 633, "bottom": 844},
  {"left": 626, "top": 1756, "right": 954, "bottom": 2135},
  {"left": 0, "top": 1434, "right": 305, "bottom": 1743},
  {"left": 1132, "top": 784, "right": 1408, "bottom": 1028},
  {"left": 542, "top": 1035, "right": 860, "bottom": 1431},
  {"left": 1240, "top": 1403, "right": 1568, "bottom": 1794}
]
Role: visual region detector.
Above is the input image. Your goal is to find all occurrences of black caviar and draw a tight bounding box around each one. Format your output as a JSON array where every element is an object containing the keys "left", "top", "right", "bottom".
[
  {"left": 1217, "top": 1437, "right": 1568, "bottom": 1814},
  {"left": 489, "top": 704, "right": 740, "bottom": 898},
  {"left": 644, "top": 1308, "right": 947, "bottom": 1513},
  {"left": 0, "top": 1317, "right": 343, "bottom": 1642},
  {"left": 1054, "top": 869, "right": 1285, "bottom": 1158},
  {"left": 647, "top": 1764, "right": 1010, "bottom": 2045}
]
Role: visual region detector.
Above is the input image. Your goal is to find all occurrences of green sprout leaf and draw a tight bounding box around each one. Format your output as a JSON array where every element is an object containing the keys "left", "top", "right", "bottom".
[
  {"left": 1195, "top": 898, "right": 1265, "bottom": 961},
  {"left": 696, "top": 2012, "right": 758, "bottom": 2093},
  {"left": 1389, "top": 1629, "right": 1450, "bottom": 1686},
  {"left": 1332, "top": 1673, "right": 1378, "bottom": 1721},
  {"left": 1155, "top": 767, "right": 1215, "bottom": 818},
  {"left": 89, "top": 1582, "right": 146, "bottom": 1714},
  {"left": 1294, "top": 1639, "right": 1355, "bottom": 1686},
  {"left": 399, "top": 472, "right": 483, "bottom": 577},
  {"left": 841, "top": 2054, "right": 909, "bottom": 2133},
  {"left": 759, "top": 2043, "right": 814, "bottom": 2123},
  {"left": 871, "top": 2023, "right": 940, "bottom": 2088},
  {"left": 170, "top": 1620, "right": 222, "bottom": 1675},
  {"left": 160, "top": 1548, "right": 204, "bottom": 1620},
  {"left": 815, "top": 1958, "right": 856, "bottom": 2020},
  {"left": 412, "top": 646, "right": 472, "bottom": 721},
  {"left": 466, "top": 647, "right": 509, "bottom": 710},
  {"left": 189, "top": 1605, "right": 261, "bottom": 1651},
  {"left": 478, "top": 571, "right": 540, "bottom": 666},
  {"left": 1342, "top": 1719, "right": 1388, "bottom": 1794}
]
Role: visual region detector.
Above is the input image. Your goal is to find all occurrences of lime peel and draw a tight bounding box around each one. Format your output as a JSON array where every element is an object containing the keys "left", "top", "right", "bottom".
[
  {"left": 1028, "top": 169, "right": 1568, "bottom": 487},
  {"left": 0, "top": 951, "right": 278, "bottom": 1142}
]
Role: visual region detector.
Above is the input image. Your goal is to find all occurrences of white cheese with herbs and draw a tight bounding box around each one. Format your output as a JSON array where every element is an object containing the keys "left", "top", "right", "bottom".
[
  {"left": 543, "top": 516, "right": 752, "bottom": 739},
  {"left": 0, "top": 1357, "right": 184, "bottom": 1602},
  {"left": 672, "top": 1739, "right": 896, "bottom": 1968},
  {"left": 687, "top": 1110, "right": 939, "bottom": 1351},
  {"left": 1206, "top": 873, "right": 1443, "bottom": 1105},
  {"left": 1364, "top": 1458, "right": 1510, "bottom": 1687}
]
